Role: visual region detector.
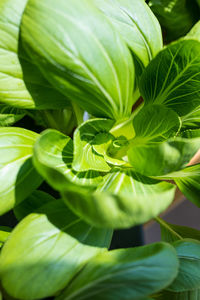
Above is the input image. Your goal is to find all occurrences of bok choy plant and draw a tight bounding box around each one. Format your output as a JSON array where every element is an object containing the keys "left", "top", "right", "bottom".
[{"left": 0, "top": 0, "right": 200, "bottom": 299}]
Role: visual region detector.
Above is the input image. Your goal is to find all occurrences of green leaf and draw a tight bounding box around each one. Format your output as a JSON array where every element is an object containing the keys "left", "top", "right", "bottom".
[
  {"left": 186, "top": 20, "right": 200, "bottom": 42},
  {"left": 0, "top": 226, "right": 11, "bottom": 249},
  {"left": 21, "top": 0, "right": 134, "bottom": 120},
  {"left": 156, "top": 217, "right": 200, "bottom": 243},
  {"left": 62, "top": 169, "right": 176, "bottom": 229},
  {"left": 167, "top": 239, "right": 200, "bottom": 292},
  {"left": 14, "top": 190, "right": 56, "bottom": 221},
  {"left": 93, "top": 0, "right": 162, "bottom": 68},
  {"left": 154, "top": 289, "right": 200, "bottom": 300},
  {"left": 140, "top": 40, "right": 200, "bottom": 117},
  {"left": 0, "top": 127, "right": 42, "bottom": 215},
  {"left": 0, "top": 0, "right": 69, "bottom": 110},
  {"left": 149, "top": 0, "right": 199, "bottom": 41},
  {"left": 132, "top": 104, "right": 181, "bottom": 143},
  {"left": 73, "top": 119, "right": 114, "bottom": 172},
  {"left": 33, "top": 129, "right": 103, "bottom": 191},
  {"left": 181, "top": 105, "right": 200, "bottom": 129},
  {"left": 128, "top": 137, "right": 200, "bottom": 177},
  {"left": 57, "top": 242, "right": 178, "bottom": 300},
  {"left": 0, "top": 201, "right": 113, "bottom": 300},
  {"left": 0, "top": 104, "right": 25, "bottom": 126}
]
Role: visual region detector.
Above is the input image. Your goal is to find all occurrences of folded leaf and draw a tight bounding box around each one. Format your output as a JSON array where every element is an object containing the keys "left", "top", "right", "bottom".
[
  {"left": 21, "top": 0, "right": 134, "bottom": 119},
  {"left": 57, "top": 242, "right": 178, "bottom": 300},
  {"left": 62, "top": 169, "right": 176, "bottom": 228},
  {"left": 0, "top": 127, "right": 42, "bottom": 215},
  {"left": 0, "top": 0, "right": 69, "bottom": 110},
  {"left": 140, "top": 40, "right": 200, "bottom": 116},
  {"left": 93, "top": 0, "right": 162, "bottom": 68},
  {"left": 0, "top": 104, "right": 25, "bottom": 126},
  {"left": 132, "top": 104, "right": 181, "bottom": 143},
  {"left": 73, "top": 119, "right": 114, "bottom": 172},
  {"left": 14, "top": 190, "right": 56, "bottom": 221},
  {"left": 149, "top": 0, "right": 199, "bottom": 41},
  {"left": 128, "top": 137, "right": 200, "bottom": 176},
  {"left": 0, "top": 201, "right": 113, "bottom": 299},
  {"left": 33, "top": 129, "right": 103, "bottom": 190}
]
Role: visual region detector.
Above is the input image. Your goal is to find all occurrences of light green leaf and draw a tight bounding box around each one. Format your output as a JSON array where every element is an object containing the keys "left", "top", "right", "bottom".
[
  {"left": 149, "top": 0, "right": 199, "bottom": 41},
  {"left": 185, "top": 20, "right": 200, "bottom": 42},
  {"left": 156, "top": 217, "right": 200, "bottom": 243},
  {"left": 128, "top": 137, "right": 200, "bottom": 176},
  {"left": 21, "top": 0, "right": 134, "bottom": 120},
  {"left": 93, "top": 0, "right": 162, "bottom": 68},
  {"left": 181, "top": 105, "right": 200, "bottom": 129},
  {"left": 0, "top": 0, "right": 69, "bottom": 110},
  {"left": 57, "top": 242, "right": 178, "bottom": 300},
  {"left": 33, "top": 129, "right": 103, "bottom": 191},
  {"left": 167, "top": 239, "right": 200, "bottom": 292},
  {"left": 0, "top": 201, "right": 113, "bottom": 300},
  {"left": 0, "top": 226, "right": 11, "bottom": 249},
  {"left": 132, "top": 104, "right": 181, "bottom": 143},
  {"left": 62, "top": 169, "right": 176, "bottom": 228},
  {"left": 14, "top": 190, "right": 56, "bottom": 221},
  {"left": 73, "top": 119, "right": 114, "bottom": 172},
  {"left": 0, "top": 127, "right": 42, "bottom": 215},
  {"left": 140, "top": 40, "right": 200, "bottom": 116},
  {"left": 0, "top": 104, "right": 25, "bottom": 126}
]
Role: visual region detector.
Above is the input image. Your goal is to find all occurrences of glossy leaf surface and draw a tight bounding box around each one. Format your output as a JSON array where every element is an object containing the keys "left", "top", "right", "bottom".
[
  {"left": 57, "top": 242, "right": 178, "bottom": 300},
  {"left": 21, "top": 0, "right": 134, "bottom": 119},
  {"left": 0, "top": 127, "right": 42, "bottom": 215},
  {"left": 140, "top": 40, "right": 200, "bottom": 117},
  {"left": 0, "top": 201, "right": 112, "bottom": 299}
]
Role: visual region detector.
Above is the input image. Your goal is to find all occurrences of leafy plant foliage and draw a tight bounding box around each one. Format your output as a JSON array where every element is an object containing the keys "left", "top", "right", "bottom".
[{"left": 0, "top": 0, "right": 200, "bottom": 299}]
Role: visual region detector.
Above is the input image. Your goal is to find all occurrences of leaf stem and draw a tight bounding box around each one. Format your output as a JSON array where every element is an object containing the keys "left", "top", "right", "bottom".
[{"left": 72, "top": 102, "right": 83, "bottom": 126}]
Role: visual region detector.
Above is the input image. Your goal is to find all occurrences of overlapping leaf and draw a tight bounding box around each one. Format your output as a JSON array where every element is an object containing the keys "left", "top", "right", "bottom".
[
  {"left": 62, "top": 168, "right": 176, "bottom": 228},
  {"left": 21, "top": 0, "right": 134, "bottom": 119},
  {"left": 0, "top": 0, "right": 69, "bottom": 110},
  {"left": 0, "top": 127, "right": 42, "bottom": 215},
  {"left": 93, "top": 0, "right": 162, "bottom": 71},
  {"left": 0, "top": 200, "right": 113, "bottom": 299},
  {"left": 0, "top": 104, "right": 25, "bottom": 126},
  {"left": 33, "top": 129, "right": 103, "bottom": 191},
  {"left": 149, "top": 0, "right": 199, "bottom": 41},
  {"left": 57, "top": 242, "right": 178, "bottom": 300},
  {"left": 140, "top": 40, "right": 200, "bottom": 117}
]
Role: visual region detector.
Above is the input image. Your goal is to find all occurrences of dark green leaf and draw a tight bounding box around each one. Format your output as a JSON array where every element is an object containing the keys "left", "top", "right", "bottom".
[
  {"left": 149, "top": 0, "right": 199, "bottom": 41},
  {"left": 0, "top": 104, "right": 25, "bottom": 126},
  {"left": 57, "top": 242, "right": 178, "bottom": 300},
  {"left": 0, "top": 201, "right": 112, "bottom": 299},
  {"left": 14, "top": 190, "right": 56, "bottom": 221},
  {"left": 140, "top": 40, "right": 200, "bottom": 116}
]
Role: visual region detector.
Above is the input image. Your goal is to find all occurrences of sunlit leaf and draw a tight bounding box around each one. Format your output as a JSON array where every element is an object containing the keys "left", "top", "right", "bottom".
[
  {"left": 73, "top": 119, "right": 114, "bottom": 172},
  {"left": 57, "top": 242, "right": 178, "bottom": 300},
  {"left": 0, "top": 104, "right": 25, "bottom": 126},
  {"left": 128, "top": 137, "right": 200, "bottom": 176},
  {"left": 21, "top": 0, "right": 134, "bottom": 119},
  {"left": 132, "top": 104, "right": 181, "bottom": 144},
  {"left": 62, "top": 168, "right": 176, "bottom": 229},
  {"left": 0, "top": 127, "right": 42, "bottom": 215},
  {"left": 33, "top": 129, "right": 103, "bottom": 191},
  {"left": 0, "top": 201, "right": 113, "bottom": 299},
  {"left": 0, "top": 227, "right": 11, "bottom": 249}
]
